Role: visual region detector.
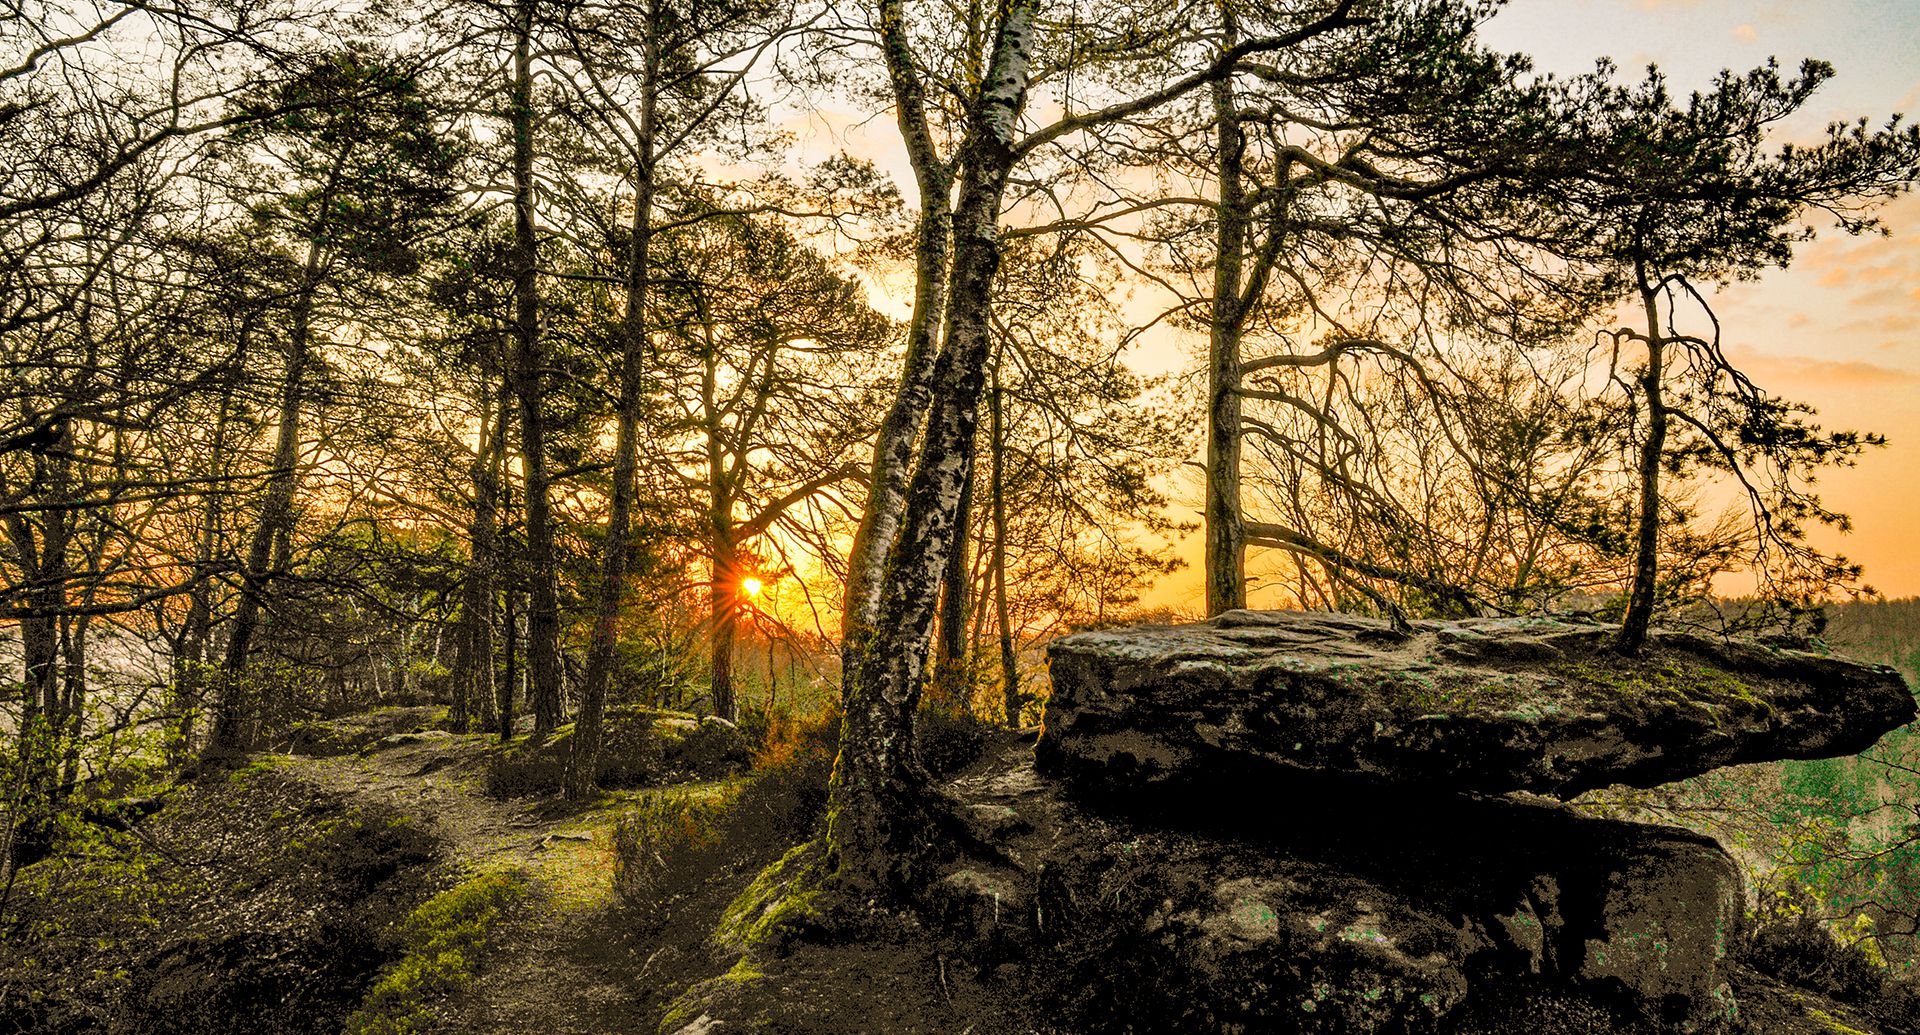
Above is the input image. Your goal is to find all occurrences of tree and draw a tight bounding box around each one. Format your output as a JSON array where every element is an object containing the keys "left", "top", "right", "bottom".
[
  {"left": 1559, "top": 61, "right": 1920, "bottom": 651},
  {"left": 207, "top": 46, "right": 461, "bottom": 752},
  {"left": 550, "top": 0, "right": 794, "bottom": 798},
  {"left": 649, "top": 213, "right": 891, "bottom": 725},
  {"left": 827, "top": 0, "right": 1374, "bottom": 894},
  {"left": 1150, "top": 0, "right": 1610, "bottom": 617}
]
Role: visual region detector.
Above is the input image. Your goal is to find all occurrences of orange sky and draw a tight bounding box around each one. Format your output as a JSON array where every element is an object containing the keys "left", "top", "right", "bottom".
[{"left": 1487, "top": 0, "right": 1920, "bottom": 598}]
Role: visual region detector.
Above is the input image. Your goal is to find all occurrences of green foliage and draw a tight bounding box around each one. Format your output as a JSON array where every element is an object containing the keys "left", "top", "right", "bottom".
[
  {"left": 482, "top": 709, "right": 749, "bottom": 798},
  {"left": 1743, "top": 892, "right": 1886, "bottom": 1005},
  {"left": 611, "top": 785, "right": 739, "bottom": 914},
  {"left": 484, "top": 713, "right": 664, "bottom": 797},
  {"left": 609, "top": 708, "right": 838, "bottom": 918},
  {"left": 0, "top": 767, "right": 439, "bottom": 1034},
  {"left": 343, "top": 871, "right": 527, "bottom": 1035}
]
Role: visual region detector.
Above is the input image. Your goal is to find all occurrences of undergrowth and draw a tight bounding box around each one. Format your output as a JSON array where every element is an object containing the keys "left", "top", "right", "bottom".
[
  {"left": 1741, "top": 893, "right": 1920, "bottom": 1032},
  {"left": 344, "top": 871, "right": 529, "bottom": 1035}
]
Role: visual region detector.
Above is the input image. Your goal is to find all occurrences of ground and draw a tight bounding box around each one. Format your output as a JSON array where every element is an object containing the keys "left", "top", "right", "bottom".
[
  {"left": 82, "top": 706, "right": 1896, "bottom": 1035},
  {"left": 272, "top": 707, "right": 1041, "bottom": 1035}
]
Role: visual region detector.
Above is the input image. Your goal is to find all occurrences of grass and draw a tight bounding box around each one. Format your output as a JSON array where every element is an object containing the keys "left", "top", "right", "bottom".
[{"left": 343, "top": 871, "right": 528, "bottom": 1035}]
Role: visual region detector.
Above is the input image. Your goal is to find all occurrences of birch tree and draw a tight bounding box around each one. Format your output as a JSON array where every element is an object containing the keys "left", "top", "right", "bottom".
[{"left": 828, "top": 0, "right": 1374, "bottom": 894}]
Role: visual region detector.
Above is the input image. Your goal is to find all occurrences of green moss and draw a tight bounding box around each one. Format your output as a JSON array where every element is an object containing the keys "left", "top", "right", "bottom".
[
  {"left": 344, "top": 871, "right": 527, "bottom": 1035},
  {"left": 1397, "top": 669, "right": 1531, "bottom": 714},
  {"left": 226, "top": 756, "right": 285, "bottom": 784},
  {"left": 1556, "top": 659, "right": 1763, "bottom": 707},
  {"left": 714, "top": 839, "right": 827, "bottom": 953},
  {"left": 657, "top": 956, "right": 767, "bottom": 1034}
]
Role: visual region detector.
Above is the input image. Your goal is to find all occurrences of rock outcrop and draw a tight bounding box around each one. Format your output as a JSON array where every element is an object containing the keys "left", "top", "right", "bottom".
[
  {"left": 918, "top": 610, "right": 1916, "bottom": 1032},
  {"left": 936, "top": 737, "right": 1744, "bottom": 1032},
  {"left": 1037, "top": 610, "right": 1914, "bottom": 799}
]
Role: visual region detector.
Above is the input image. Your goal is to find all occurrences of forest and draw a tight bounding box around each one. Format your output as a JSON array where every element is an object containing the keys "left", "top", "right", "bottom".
[{"left": 4, "top": 0, "right": 1920, "bottom": 1031}]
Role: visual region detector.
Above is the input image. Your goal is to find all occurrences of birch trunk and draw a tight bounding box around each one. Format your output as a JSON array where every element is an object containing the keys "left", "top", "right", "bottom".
[
  {"left": 840, "top": 0, "right": 956, "bottom": 662},
  {"left": 930, "top": 457, "right": 974, "bottom": 713},
  {"left": 829, "top": 0, "right": 1036, "bottom": 894}
]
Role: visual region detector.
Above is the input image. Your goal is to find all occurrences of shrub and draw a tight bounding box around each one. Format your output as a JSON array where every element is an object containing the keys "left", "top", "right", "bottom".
[
  {"left": 482, "top": 716, "right": 668, "bottom": 798},
  {"left": 611, "top": 787, "right": 739, "bottom": 915},
  {"left": 916, "top": 706, "right": 994, "bottom": 777},
  {"left": 344, "top": 871, "right": 527, "bottom": 1035},
  {"left": 610, "top": 708, "right": 840, "bottom": 919},
  {"left": 1742, "top": 895, "right": 1884, "bottom": 1005}
]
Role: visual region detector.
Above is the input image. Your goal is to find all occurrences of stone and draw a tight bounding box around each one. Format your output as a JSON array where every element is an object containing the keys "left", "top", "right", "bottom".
[
  {"left": 1576, "top": 834, "right": 1744, "bottom": 1031},
  {"left": 935, "top": 734, "right": 1750, "bottom": 1031},
  {"left": 1037, "top": 609, "right": 1915, "bottom": 799}
]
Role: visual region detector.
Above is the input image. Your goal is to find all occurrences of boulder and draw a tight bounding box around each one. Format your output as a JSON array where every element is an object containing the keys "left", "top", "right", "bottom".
[
  {"left": 1038, "top": 610, "right": 1914, "bottom": 800},
  {"left": 934, "top": 736, "right": 1747, "bottom": 1032}
]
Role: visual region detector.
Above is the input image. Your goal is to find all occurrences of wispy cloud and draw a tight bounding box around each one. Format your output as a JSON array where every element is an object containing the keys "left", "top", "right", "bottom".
[{"left": 1727, "top": 351, "right": 1920, "bottom": 389}]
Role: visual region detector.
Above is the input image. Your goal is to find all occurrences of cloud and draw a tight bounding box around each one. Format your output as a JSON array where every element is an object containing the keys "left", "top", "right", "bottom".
[
  {"left": 1731, "top": 23, "right": 1757, "bottom": 42},
  {"left": 1727, "top": 352, "right": 1920, "bottom": 389}
]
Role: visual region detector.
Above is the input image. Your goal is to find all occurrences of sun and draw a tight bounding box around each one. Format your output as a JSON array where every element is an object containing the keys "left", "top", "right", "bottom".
[{"left": 741, "top": 577, "right": 763, "bottom": 598}]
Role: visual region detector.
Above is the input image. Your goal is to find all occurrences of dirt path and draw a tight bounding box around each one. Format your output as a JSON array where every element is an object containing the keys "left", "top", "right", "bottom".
[{"left": 279, "top": 720, "right": 664, "bottom": 1034}]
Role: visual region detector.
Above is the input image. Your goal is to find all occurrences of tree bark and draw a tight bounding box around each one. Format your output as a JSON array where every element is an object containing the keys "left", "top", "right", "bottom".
[
  {"left": 450, "top": 367, "right": 504, "bottom": 734},
  {"left": 828, "top": 0, "right": 1037, "bottom": 895},
  {"left": 1204, "top": 11, "right": 1248, "bottom": 617},
  {"left": 930, "top": 457, "right": 975, "bottom": 713},
  {"left": 214, "top": 202, "right": 334, "bottom": 752},
  {"left": 1618, "top": 258, "right": 1666, "bottom": 654},
  {"left": 509, "top": 0, "right": 563, "bottom": 738},
  {"left": 840, "top": 0, "right": 956, "bottom": 667},
  {"left": 842, "top": 204, "right": 950, "bottom": 662},
  {"left": 990, "top": 359, "right": 1020, "bottom": 726},
  {"left": 566, "top": 5, "right": 659, "bottom": 799}
]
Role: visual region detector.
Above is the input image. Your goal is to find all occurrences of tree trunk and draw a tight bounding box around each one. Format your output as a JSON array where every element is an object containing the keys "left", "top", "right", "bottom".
[
  {"left": 1618, "top": 261, "right": 1666, "bottom": 654},
  {"left": 215, "top": 279, "right": 321, "bottom": 749},
  {"left": 828, "top": 0, "right": 1037, "bottom": 895},
  {"left": 450, "top": 370, "right": 504, "bottom": 734},
  {"left": 841, "top": 0, "right": 957, "bottom": 669},
  {"left": 214, "top": 149, "right": 349, "bottom": 752},
  {"left": 1204, "top": 15, "right": 1248, "bottom": 617},
  {"left": 930, "top": 457, "right": 975, "bottom": 713},
  {"left": 5, "top": 424, "right": 71, "bottom": 871},
  {"left": 710, "top": 573, "right": 737, "bottom": 722},
  {"left": 842, "top": 201, "right": 951, "bottom": 663},
  {"left": 990, "top": 359, "right": 1020, "bottom": 726},
  {"left": 173, "top": 350, "right": 245, "bottom": 759},
  {"left": 509, "top": 0, "right": 563, "bottom": 738},
  {"left": 567, "top": 6, "right": 659, "bottom": 799}
]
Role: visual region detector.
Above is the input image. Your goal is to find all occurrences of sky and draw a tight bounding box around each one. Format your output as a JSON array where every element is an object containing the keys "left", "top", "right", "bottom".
[{"left": 1476, "top": 0, "right": 1920, "bottom": 600}]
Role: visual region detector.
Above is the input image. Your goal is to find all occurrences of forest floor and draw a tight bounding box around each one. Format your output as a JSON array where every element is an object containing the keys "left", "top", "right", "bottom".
[
  {"left": 275, "top": 708, "right": 1032, "bottom": 1035},
  {"left": 261, "top": 708, "right": 1904, "bottom": 1035},
  {"left": 265, "top": 707, "right": 1047, "bottom": 1035},
  {"left": 280, "top": 709, "right": 668, "bottom": 1033}
]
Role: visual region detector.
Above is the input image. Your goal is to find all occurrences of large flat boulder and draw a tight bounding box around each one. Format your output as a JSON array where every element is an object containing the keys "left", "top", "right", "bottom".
[{"left": 1037, "top": 610, "right": 1914, "bottom": 799}]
